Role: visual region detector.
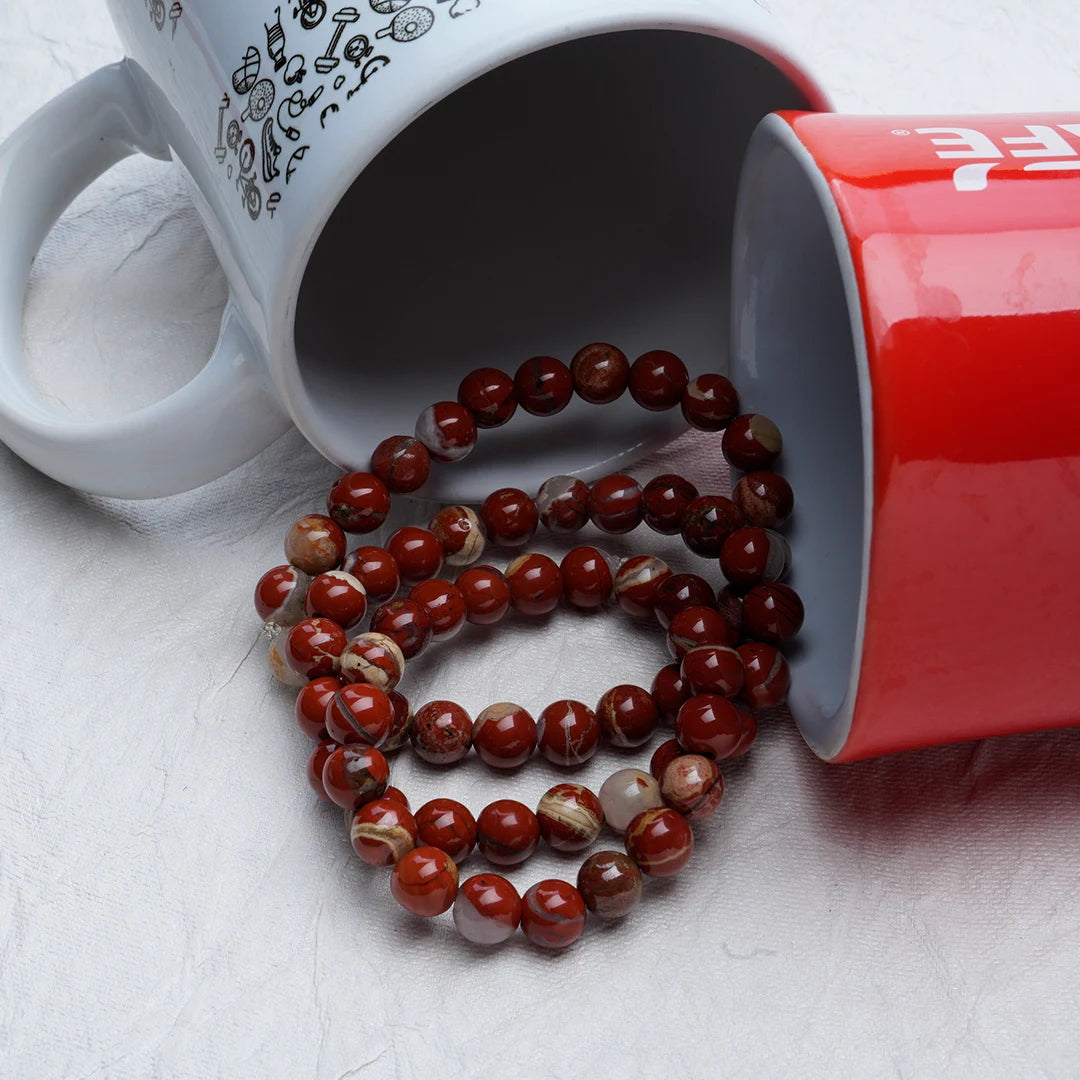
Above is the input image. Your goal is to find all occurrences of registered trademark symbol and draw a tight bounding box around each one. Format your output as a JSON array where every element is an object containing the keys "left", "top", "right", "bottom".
[{"left": 892, "top": 129, "right": 912, "bottom": 136}]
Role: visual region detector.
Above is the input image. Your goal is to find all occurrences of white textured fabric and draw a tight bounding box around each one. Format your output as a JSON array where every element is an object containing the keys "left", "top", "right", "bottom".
[{"left": 3, "top": 3, "right": 1080, "bottom": 1077}]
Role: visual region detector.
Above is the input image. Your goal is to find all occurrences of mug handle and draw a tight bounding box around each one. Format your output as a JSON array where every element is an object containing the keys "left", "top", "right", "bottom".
[{"left": 0, "top": 61, "right": 292, "bottom": 498}]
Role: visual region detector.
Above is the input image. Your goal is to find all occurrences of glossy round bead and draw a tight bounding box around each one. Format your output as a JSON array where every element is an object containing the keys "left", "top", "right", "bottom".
[
  {"left": 625, "top": 807, "right": 694, "bottom": 877},
  {"left": 719, "top": 527, "right": 792, "bottom": 592},
  {"left": 415, "top": 798, "right": 477, "bottom": 862},
  {"left": 473, "top": 702, "right": 537, "bottom": 769},
  {"left": 284, "top": 514, "right": 346, "bottom": 576},
  {"left": 390, "top": 846, "right": 459, "bottom": 917},
  {"left": 387, "top": 526, "right": 444, "bottom": 585},
  {"left": 650, "top": 738, "right": 685, "bottom": 780},
  {"left": 321, "top": 743, "right": 389, "bottom": 811},
  {"left": 642, "top": 474, "right": 699, "bottom": 535},
  {"left": 306, "top": 740, "right": 339, "bottom": 802},
  {"left": 536, "top": 475, "right": 590, "bottom": 534},
  {"left": 514, "top": 356, "right": 574, "bottom": 416},
  {"left": 411, "top": 700, "right": 474, "bottom": 765},
  {"left": 628, "top": 350, "right": 689, "bottom": 411},
  {"left": 304, "top": 571, "right": 368, "bottom": 630},
  {"left": 284, "top": 617, "right": 347, "bottom": 679},
  {"left": 339, "top": 632, "right": 405, "bottom": 692},
  {"left": 660, "top": 754, "right": 724, "bottom": 821},
  {"left": 667, "top": 605, "right": 736, "bottom": 659},
  {"left": 341, "top": 546, "right": 400, "bottom": 602},
  {"left": 653, "top": 573, "right": 716, "bottom": 629},
  {"left": 597, "top": 685, "right": 659, "bottom": 748},
  {"left": 577, "top": 851, "right": 643, "bottom": 919},
  {"left": 675, "top": 694, "right": 744, "bottom": 760},
  {"left": 326, "top": 472, "right": 391, "bottom": 534},
  {"left": 588, "top": 474, "right": 644, "bottom": 534},
  {"left": 520, "top": 880, "right": 587, "bottom": 949},
  {"left": 350, "top": 798, "right": 418, "bottom": 867},
  {"left": 409, "top": 579, "right": 467, "bottom": 639},
  {"left": 369, "top": 598, "right": 432, "bottom": 660},
  {"left": 651, "top": 663, "right": 690, "bottom": 724},
  {"left": 476, "top": 800, "right": 540, "bottom": 866},
  {"left": 383, "top": 691, "right": 414, "bottom": 752},
  {"left": 559, "top": 545, "right": 614, "bottom": 609},
  {"left": 254, "top": 565, "right": 309, "bottom": 626},
  {"left": 268, "top": 629, "right": 307, "bottom": 688},
  {"left": 480, "top": 488, "right": 539, "bottom": 548},
  {"left": 732, "top": 709, "right": 759, "bottom": 758},
  {"left": 614, "top": 555, "right": 672, "bottom": 618},
  {"left": 598, "top": 769, "right": 663, "bottom": 834},
  {"left": 716, "top": 585, "right": 744, "bottom": 639},
  {"left": 415, "top": 401, "right": 478, "bottom": 463},
  {"left": 681, "top": 495, "right": 744, "bottom": 558},
  {"left": 738, "top": 642, "right": 792, "bottom": 709},
  {"left": 427, "top": 505, "right": 485, "bottom": 568},
  {"left": 742, "top": 582, "right": 805, "bottom": 644},
  {"left": 453, "top": 874, "right": 522, "bottom": 945},
  {"left": 537, "top": 700, "right": 601, "bottom": 766},
  {"left": 325, "top": 683, "right": 394, "bottom": 746},
  {"left": 681, "top": 644, "right": 744, "bottom": 698},
  {"left": 505, "top": 553, "right": 563, "bottom": 616},
  {"left": 681, "top": 373, "right": 740, "bottom": 431},
  {"left": 457, "top": 367, "right": 517, "bottom": 428},
  {"left": 384, "top": 785, "right": 410, "bottom": 810},
  {"left": 570, "top": 342, "right": 629, "bottom": 404},
  {"left": 294, "top": 677, "right": 339, "bottom": 740},
  {"left": 370, "top": 434, "right": 431, "bottom": 493},
  {"left": 733, "top": 470, "right": 795, "bottom": 530},
  {"left": 537, "top": 784, "right": 605, "bottom": 853},
  {"left": 456, "top": 565, "right": 512, "bottom": 625},
  {"left": 722, "top": 413, "right": 783, "bottom": 471}
]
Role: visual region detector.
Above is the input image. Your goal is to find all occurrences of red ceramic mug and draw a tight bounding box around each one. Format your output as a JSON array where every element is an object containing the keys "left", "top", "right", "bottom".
[{"left": 729, "top": 111, "right": 1080, "bottom": 762}]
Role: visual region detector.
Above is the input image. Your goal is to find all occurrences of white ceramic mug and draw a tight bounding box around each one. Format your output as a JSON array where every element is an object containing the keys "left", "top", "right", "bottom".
[{"left": 0, "top": 0, "right": 826, "bottom": 498}]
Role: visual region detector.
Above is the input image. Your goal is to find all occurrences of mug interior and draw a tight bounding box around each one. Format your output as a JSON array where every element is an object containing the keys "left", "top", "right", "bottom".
[
  {"left": 730, "top": 114, "right": 872, "bottom": 762},
  {"left": 294, "top": 30, "right": 814, "bottom": 500}
]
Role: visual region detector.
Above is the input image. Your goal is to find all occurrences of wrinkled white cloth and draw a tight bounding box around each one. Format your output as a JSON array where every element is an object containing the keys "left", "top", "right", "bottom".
[{"left": 3, "top": 2, "right": 1080, "bottom": 1077}]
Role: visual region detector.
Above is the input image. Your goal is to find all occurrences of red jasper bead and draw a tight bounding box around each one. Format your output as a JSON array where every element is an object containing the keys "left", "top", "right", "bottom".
[
  {"left": 325, "top": 682, "right": 395, "bottom": 746},
  {"left": 642, "top": 474, "right": 699, "bottom": 535},
  {"left": 415, "top": 798, "right": 477, "bottom": 862},
  {"left": 577, "top": 851, "right": 643, "bottom": 919},
  {"left": 520, "top": 880, "right": 587, "bottom": 949},
  {"left": 624, "top": 807, "right": 694, "bottom": 877},
  {"left": 306, "top": 740, "right": 339, "bottom": 802},
  {"left": 666, "top": 605, "right": 736, "bottom": 659},
  {"left": 457, "top": 367, "right": 517, "bottom": 428},
  {"left": 349, "top": 798, "right": 418, "bottom": 867},
  {"left": 681, "top": 373, "right": 740, "bottom": 431},
  {"left": 391, "top": 846, "right": 459, "bottom": 917},
  {"left": 477, "top": 800, "right": 541, "bottom": 866},
  {"left": 628, "top": 350, "right": 689, "bottom": 411},
  {"left": 383, "top": 691, "right": 414, "bottom": 752},
  {"left": 339, "top": 632, "right": 404, "bottom": 692},
  {"left": 285, "top": 617, "right": 347, "bottom": 679},
  {"left": 742, "top": 582, "right": 805, "bottom": 644},
  {"left": 681, "top": 495, "right": 744, "bottom": 558},
  {"left": 453, "top": 874, "right": 522, "bottom": 945},
  {"left": 676, "top": 694, "right": 744, "bottom": 759},
  {"left": 536, "top": 475, "right": 591, "bottom": 534},
  {"left": 660, "top": 755, "right": 724, "bottom": 821},
  {"left": 411, "top": 700, "right": 474, "bottom": 764},
  {"left": 738, "top": 642, "right": 792, "bottom": 709},
  {"left": 614, "top": 554, "right": 672, "bottom": 618},
  {"left": 295, "top": 676, "right": 339, "bottom": 740},
  {"left": 560, "top": 545, "right": 614, "bottom": 609},
  {"left": 255, "top": 564, "right": 309, "bottom": 626},
  {"left": 321, "top": 743, "right": 390, "bottom": 810},
  {"left": 588, "top": 473, "right": 644, "bottom": 534},
  {"left": 369, "top": 598, "right": 432, "bottom": 659},
  {"left": 415, "top": 400, "right": 478, "bottom": 463},
  {"left": 719, "top": 527, "right": 791, "bottom": 592},
  {"left": 304, "top": 571, "right": 368, "bottom": 630},
  {"left": 409, "top": 579, "right": 467, "bottom": 639},
  {"left": 722, "top": 413, "right": 783, "bottom": 472},
  {"left": 370, "top": 435, "right": 431, "bottom": 493},
  {"left": 681, "top": 644, "right": 744, "bottom": 698},
  {"left": 514, "top": 356, "right": 574, "bottom": 416},
  {"left": 341, "top": 546, "right": 400, "bottom": 603},
  {"left": 597, "top": 684, "right": 659, "bottom": 748},
  {"left": 505, "top": 552, "right": 563, "bottom": 615},
  {"left": 716, "top": 584, "right": 744, "bottom": 639},
  {"left": 733, "top": 470, "right": 795, "bottom": 530},
  {"left": 473, "top": 702, "right": 537, "bottom": 768},
  {"left": 456, "top": 565, "right": 512, "bottom": 625},
  {"left": 387, "top": 526, "right": 443, "bottom": 585},
  {"left": 570, "top": 342, "right": 629, "bottom": 404},
  {"left": 731, "top": 709, "right": 758, "bottom": 758},
  {"left": 384, "top": 785, "right": 410, "bottom": 810},
  {"left": 285, "top": 514, "right": 346, "bottom": 576},
  {"left": 651, "top": 663, "right": 690, "bottom": 724},
  {"left": 650, "top": 737, "right": 685, "bottom": 780},
  {"left": 481, "top": 488, "right": 539, "bottom": 547},
  {"left": 326, "top": 472, "right": 391, "bottom": 534},
  {"left": 428, "top": 505, "right": 486, "bottom": 568},
  {"left": 537, "top": 783, "right": 605, "bottom": 852},
  {"left": 653, "top": 573, "right": 716, "bottom": 629},
  {"left": 537, "top": 700, "right": 601, "bottom": 766}
]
